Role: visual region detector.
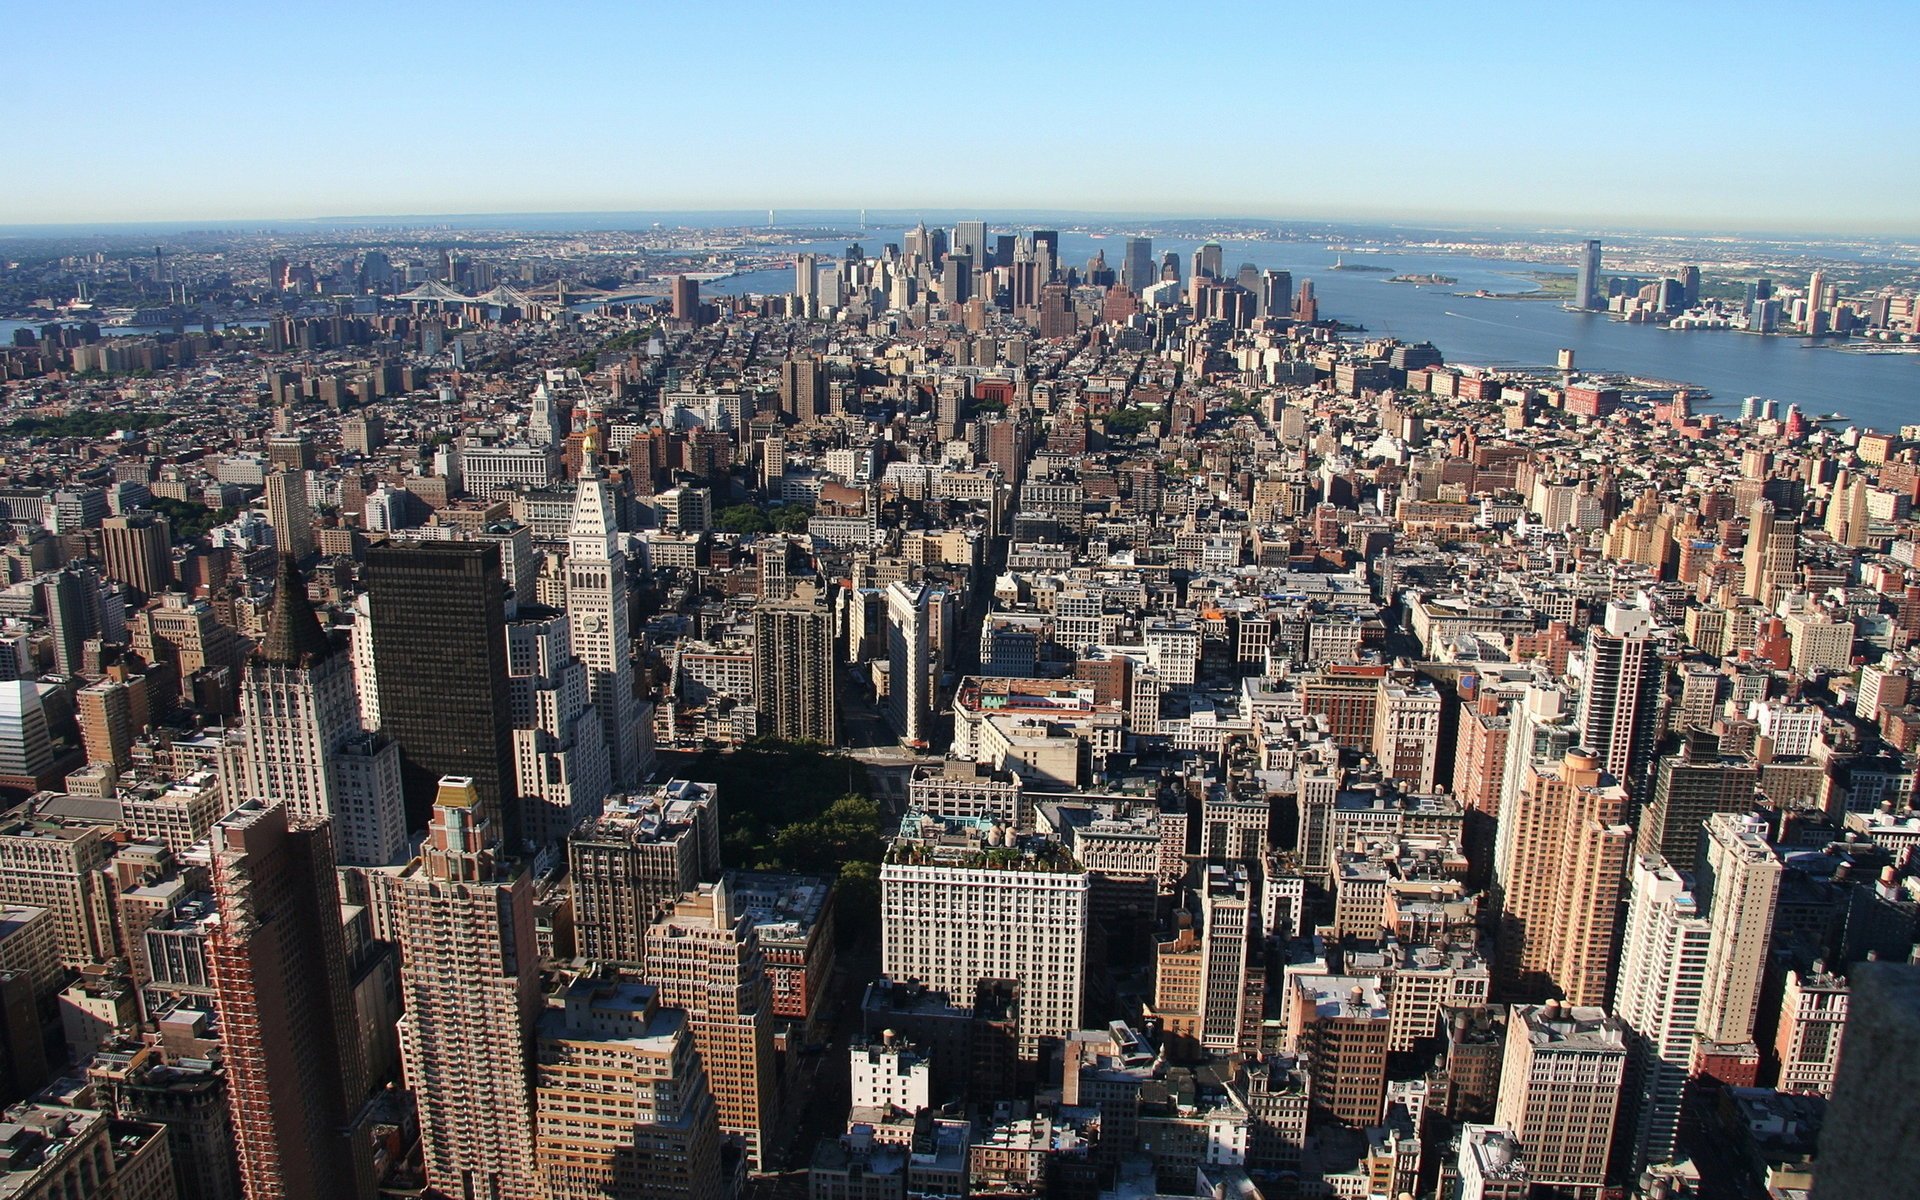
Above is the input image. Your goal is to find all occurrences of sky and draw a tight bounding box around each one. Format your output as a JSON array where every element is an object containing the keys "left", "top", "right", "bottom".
[{"left": 4, "top": 0, "right": 1916, "bottom": 234}]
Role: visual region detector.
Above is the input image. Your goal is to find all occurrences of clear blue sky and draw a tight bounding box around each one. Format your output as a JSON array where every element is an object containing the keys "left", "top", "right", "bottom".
[{"left": 5, "top": 0, "right": 1915, "bottom": 233}]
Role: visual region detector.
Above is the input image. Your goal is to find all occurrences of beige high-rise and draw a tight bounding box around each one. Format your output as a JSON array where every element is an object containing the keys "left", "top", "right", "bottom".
[
  {"left": 1496, "top": 1004, "right": 1627, "bottom": 1199},
  {"left": 381, "top": 777, "right": 542, "bottom": 1199},
  {"left": 534, "top": 974, "right": 726, "bottom": 1200},
  {"left": 643, "top": 879, "right": 779, "bottom": 1172},
  {"left": 1494, "top": 749, "right": 1632, "bottom": 1006}
]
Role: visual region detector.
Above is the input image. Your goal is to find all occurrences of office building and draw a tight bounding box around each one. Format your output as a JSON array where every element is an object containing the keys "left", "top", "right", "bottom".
[
  {"left": 881, "top": 812, "right": 1089, "bottom": 1053},
  {"left": 506, "top": 607, "right": 611, "bottom": 848},
  {"left": 208, "top": 803, "right": 371, "bottom": 1200},
  {"left": 1743, "top": 499, "right": 1797, "bottom": 609},
  {"left": 1696, "top": 813, "right": 1782, "bottom": 1047},
  {"left": 100, "top": 511, "right": 173, "bottom": 601},
  {"left": 1285, "top": 975, "right": 1391, "bottom": 1127},
  {"left": 567, "top": 425, "right": 650, "bottom": 789},
  {"left": 1636, "top": 730, "right": 1757, "bottom": 867},
  {"left": 534, "top": 974, "right": 726, "bottom": 1200},
  {"left": 752, "top": 588, "right": 837, "bottom": 743},
  {"left": 644, "top": 879, "right": 780, "bottom": 1171},
  {"left": 264, "top": 469, "right": 314, "bottom": 563},
  {"left": 780, "top": 355, "right": 827, "bottom": 423},
  {"left": 1773, "top": 965, "right": 1847, "bottom": 1096},
  {"left": 382, "top": 777, "right": 542, "bottom": 1199},
  {"left": 885, "top": 581, "right": 933, "bottom": 749},
  {"left": 243, "top": 554, "right": 406, "bottom": 867},
  {"left": 570, "top": 780, "right": 720, "bottom": 965},
  {"left": 1575, "top": 239, "right": 1603, "bottom": 310},
  {"left": 1495, "top": 1004, "right": 1626, "bottom": 1199},
  {"left": 365, "top": 541, "right": 517, "bottom": 842},
  {"left": 0, "top": 800, "right": 117, "bottom": 968},
  {"left": 1122, "top": 237, "right": 1153, "bottom": 295}
]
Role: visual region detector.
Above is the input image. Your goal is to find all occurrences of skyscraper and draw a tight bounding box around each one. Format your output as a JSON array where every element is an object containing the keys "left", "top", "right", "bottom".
[
  {"left": 506, "top": 607, "right": 609, "bottom": 848},
  {"left": 1193, "top": 241, "right": 1223, "bottom": 281},
  {"left": 570, "top": 780, "right": 720, "bottom": 965},
  {"left": 208, "top": 803, "right": 372, "bottom": 1200},
  {"left": 1614, "top": 854, "right": 1711, "bottom": 1173},
  {"left": 243, "top": 555, "right": 407, "bottom": 867},
  {"left": 1695, "top": 813, "right": 1781, "bottom": 1047},
  {"left": 1743, "top": 499, "right": 1798, "bottom": 608},
  {"left": 953, "top": 220, "right": 988, "bottom": 269},
  {"left": 1575, "top": 239, "right": 1603, "bottom": 310},
  {"left": 533, "top": 974, "right": 726, "bottom": 1200},
  {"left": 99, "top": 511, "right": 173, "bottom": 602},
  {"left": 1122, "top": 237, "right": 1154, "bottom": 295},
  {"left": 644, "top": 879, "right": 779, "bottom": 1171},
  {"left": 1636, "top": 730, "right": 1757, "bottom": 868},
  {"left": 365, "top": 541, "right": 517, "bottom": 843},
  {"left": 1575, "top": 602, "right": 1663, "bottom": 797},
  {"left": 779, "top": 355, "right": 827, "bottom": 423},
  {"left": 264, "top": 469, "right": 314, "bottom": 563},
  {"left": 566, "top": 422, "right": 649, "bottom": 790},
  {"left": 881, "top": 812, "right": 1090, "bottom": 1053},
  {"left": 885, "top": 581, "right": 933, "bottom": 749},
  {"left": 1495, "top": 748, "right": 1633, "bottom": 1006},
  {"left": 752, "top": 588, "right": 837, "bottom": 743},
  {"left": 382, "top": 777, "right": 542, "bottom": 1199}
]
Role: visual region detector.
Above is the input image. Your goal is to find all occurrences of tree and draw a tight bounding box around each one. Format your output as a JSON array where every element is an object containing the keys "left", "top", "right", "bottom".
[
  {"left": 771, "top": 504, "right": 812, "bottom": 533},
  {"left": 715, "top": 504, "right": 773, "bottom": 535}
]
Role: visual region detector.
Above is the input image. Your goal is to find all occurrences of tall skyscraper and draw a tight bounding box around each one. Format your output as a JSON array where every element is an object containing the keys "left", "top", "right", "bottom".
[
  {"left": 1614, "top": 854, "right": 1711, "bottom": 1173},
  {"left": 264, "top": 469, "right": 314, "bottom": 563},
  {"left": 1260, "top": 269, "right": 1293, "bottom": 319},
  {"left": 365, "top": 541, "right": 517, "bottom": 843},
  {"left": 953, "top": 220, "right": 988, "bottom": 269},
  {"left": 644, "top": 879, "right": 779, "bottom": 1171},
  {"left": 382, "top": 777, "right": 542, "bottom": 1199},
  {"left": 1695, "top": 813, "right": 1782, "bottom": 1047},
  {"left": 1122, "top": 237, "right": 1154, "bottom": 294},
  {"left": 99, "top": 511, "right": 173, "bottom": 601},
  {"left": 243, "top": 555, "right": 407, "bottom": 867},
  {"left": 779, "top": 355, "right": 826, "bottom": 423},
  {"left": 1636, "top": 730, "right": 1757, "bottom": 868},
  {"left": 208, "top": 803, "right": 372, "bottom": 1200},
  {"left": 1496, "top": 1004, "right": 1627, "bottom": 1198},
  {"left": 1743, "top": 499, "right": 1798, "bottom": 608},
  {"left": 752, "top": 587, "right": 837, "bottom": 743},
  {"left": 885, "top": 581, "right": 933, "bottom": 749},
  {"left": 1575, "top": 239, "right": 1604, "bottom": 310},
  {"left": 566, "top": 421, "right": 649, "bottom": 790},
  {"left": 1574, "top": 602, "right": 1663, "bottom": 796},
  {"left": 1193, "top": 241, "right": 1223, "bottom": 280},
  {"left": 1495, "top": 748, "right": 1632, "bottom": 1006},
  {"left": 533, "top": 974, "right": 726, "bottom": 1200},
  {"left": 1197, "top": 864, "right": 1257, "bottom": 1055}
]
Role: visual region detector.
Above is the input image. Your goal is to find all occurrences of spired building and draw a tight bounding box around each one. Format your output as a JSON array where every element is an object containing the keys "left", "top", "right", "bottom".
[
  {"left": 565, "top": 418, "right": 651, "bottom": 789},
  {"left": 241, "top": 555, "right": 406, "bottom": 867},
  {"left": 365, "top": 541, "right": 518, "bottom": 845},
  {"left": 380, "top": 776, "right": 543, "bottom": 1200}
]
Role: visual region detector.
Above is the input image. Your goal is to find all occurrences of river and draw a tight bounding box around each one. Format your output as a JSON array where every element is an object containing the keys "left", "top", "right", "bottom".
[{"left": 708, "top": 231, "right": 1919, "bottom": 431}]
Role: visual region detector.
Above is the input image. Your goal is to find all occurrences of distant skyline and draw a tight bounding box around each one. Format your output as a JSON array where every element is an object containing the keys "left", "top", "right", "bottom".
[{"left": 6, "top": 1, "right": 1917, "bottom": 235}]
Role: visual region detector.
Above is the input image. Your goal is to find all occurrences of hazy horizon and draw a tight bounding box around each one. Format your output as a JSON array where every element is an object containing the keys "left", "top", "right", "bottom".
[{"left": 6, "top": 1, "right": 1916, "bottom": 236}]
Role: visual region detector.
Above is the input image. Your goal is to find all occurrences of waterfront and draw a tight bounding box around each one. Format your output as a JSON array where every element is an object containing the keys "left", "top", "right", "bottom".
[{"left": 712, "top": 231, "right": 1919, "bottom": 431}]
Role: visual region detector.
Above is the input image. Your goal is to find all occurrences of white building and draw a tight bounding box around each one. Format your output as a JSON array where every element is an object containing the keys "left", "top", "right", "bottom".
[{"left": 881, "top": 813, "right": 1089, "bottom": 1053}]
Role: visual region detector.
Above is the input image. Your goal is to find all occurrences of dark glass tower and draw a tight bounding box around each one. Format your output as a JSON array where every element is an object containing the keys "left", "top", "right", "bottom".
[{"left": 365, "top": 541, "right": 517, "bottom": 845}]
